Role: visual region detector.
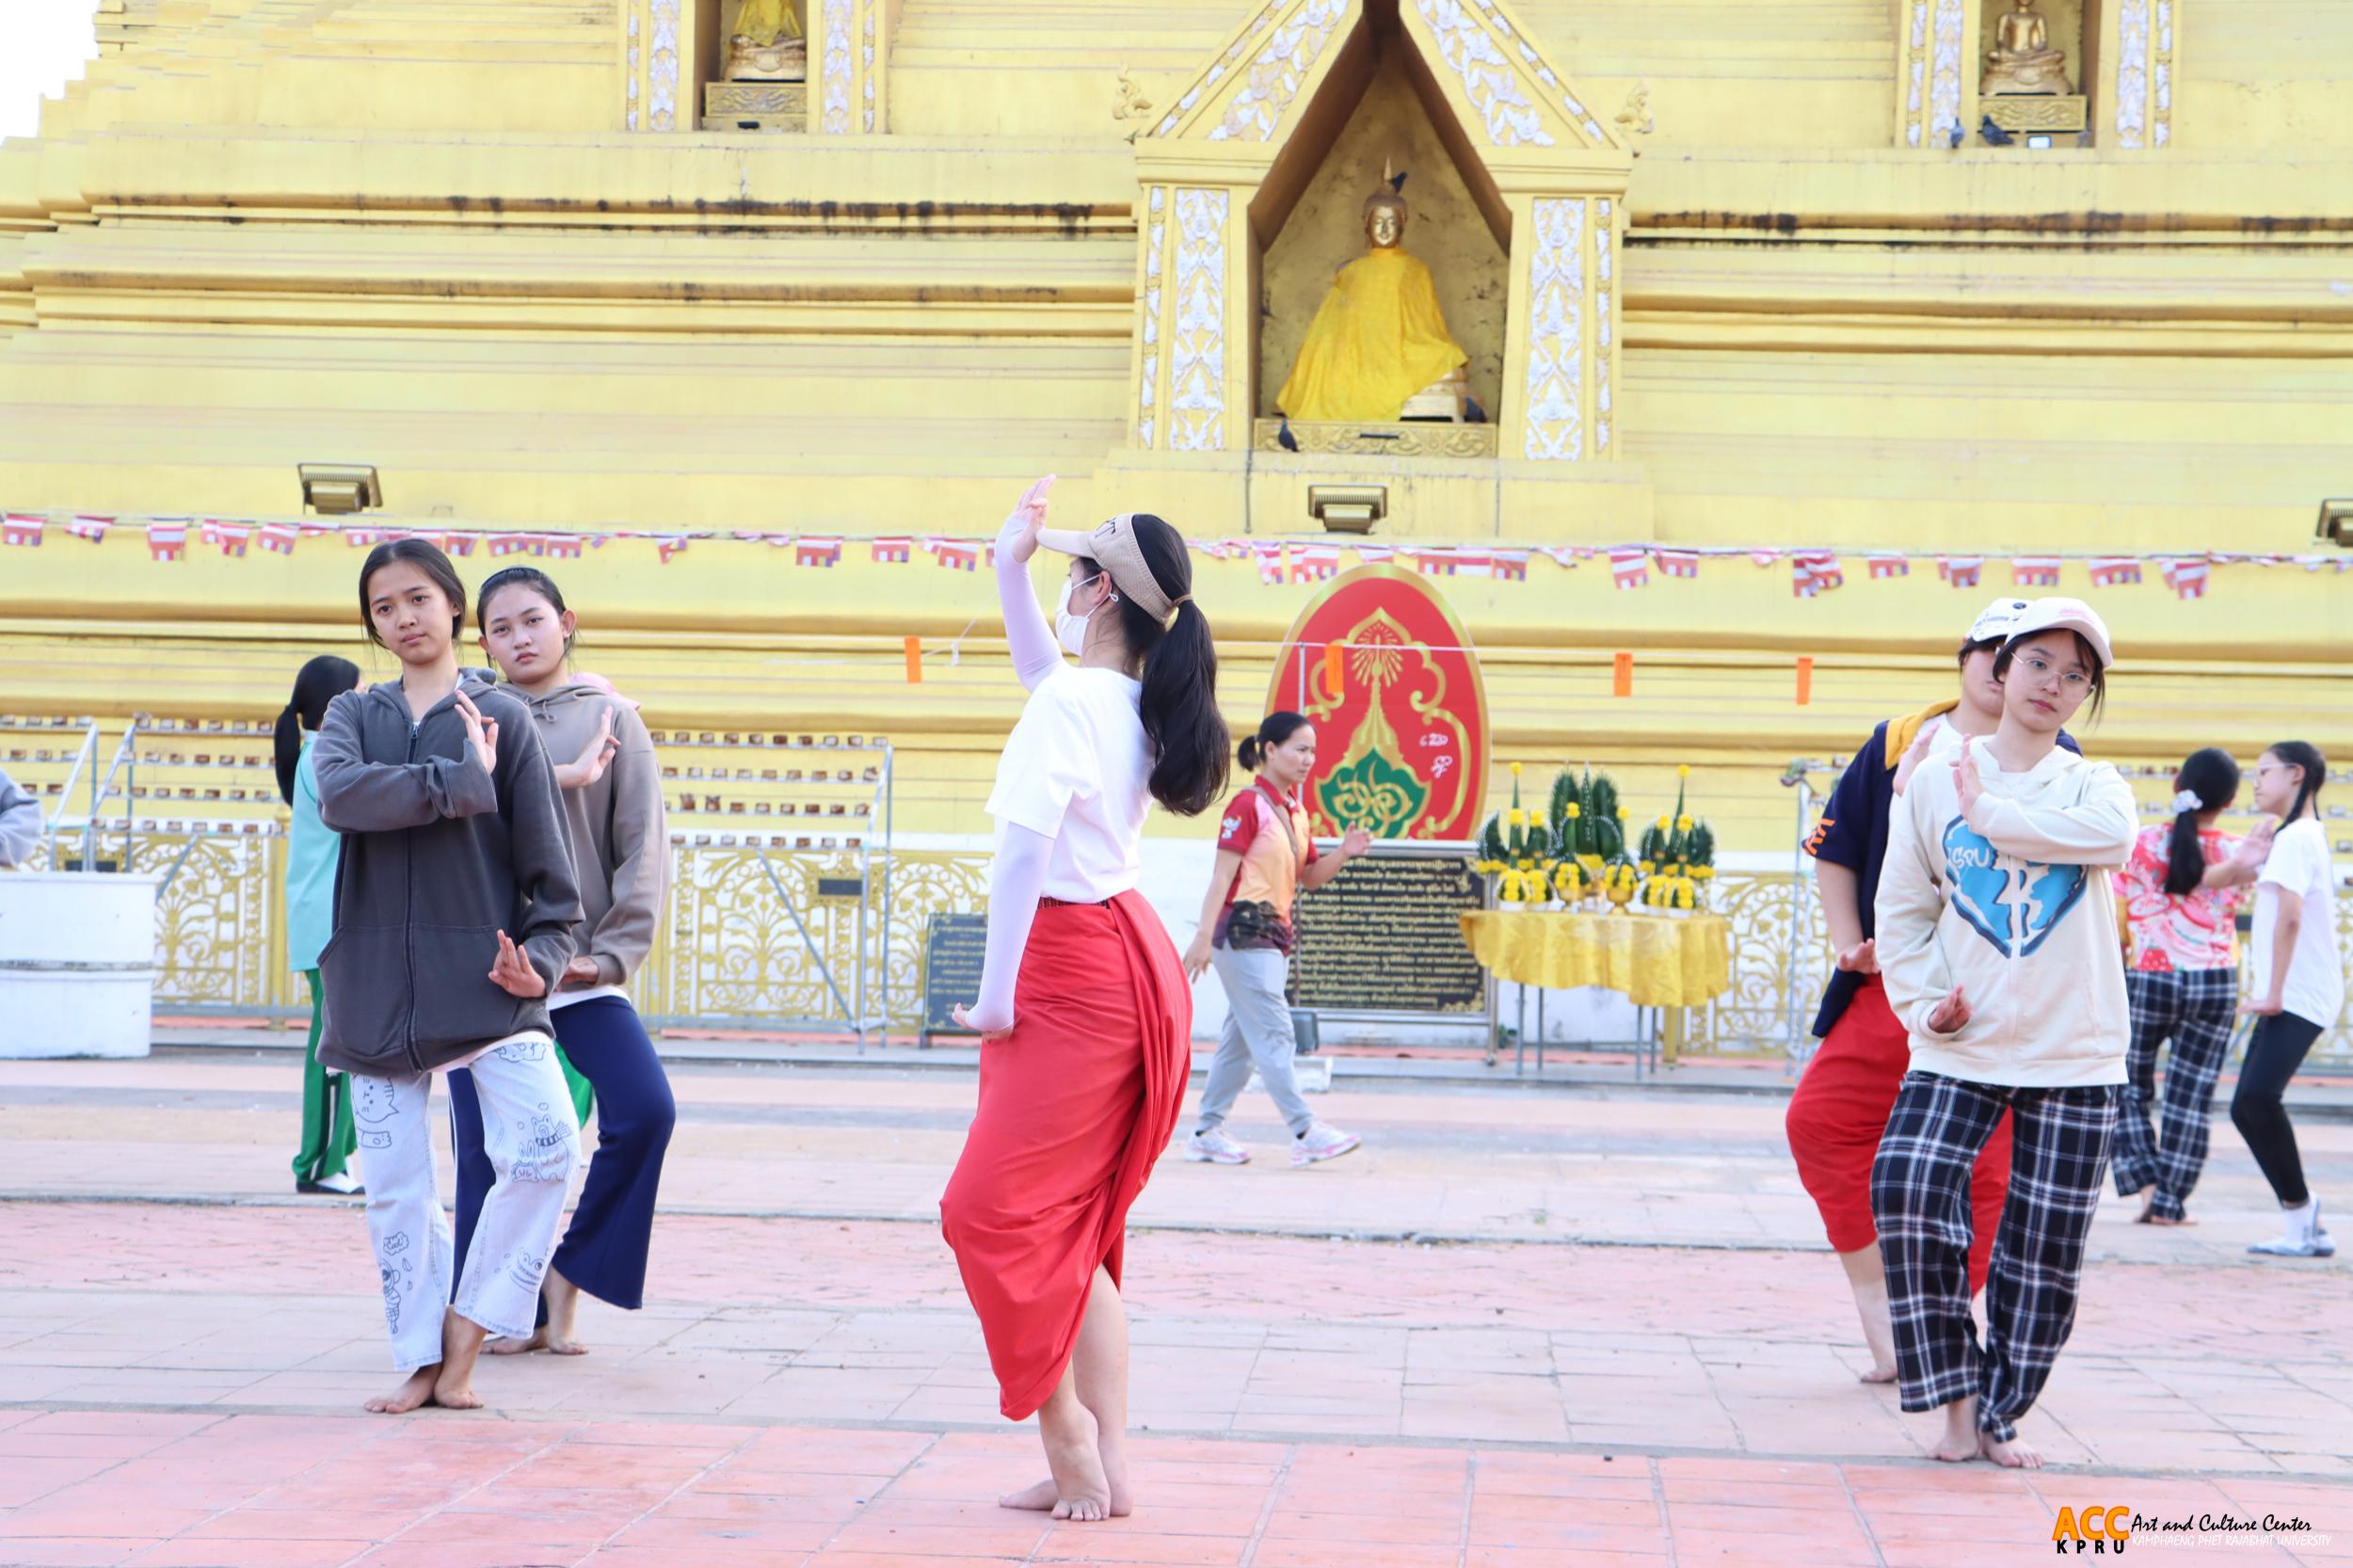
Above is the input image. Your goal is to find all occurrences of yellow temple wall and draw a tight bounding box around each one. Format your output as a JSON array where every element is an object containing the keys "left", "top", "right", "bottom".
[{"left": 3, "top": 0, "right": 2350, "bottom": 860}]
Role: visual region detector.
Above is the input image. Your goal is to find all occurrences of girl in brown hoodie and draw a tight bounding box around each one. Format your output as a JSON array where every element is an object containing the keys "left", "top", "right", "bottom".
[{"left": 447, "top": 566, "right": 676, "bottom": 1356}]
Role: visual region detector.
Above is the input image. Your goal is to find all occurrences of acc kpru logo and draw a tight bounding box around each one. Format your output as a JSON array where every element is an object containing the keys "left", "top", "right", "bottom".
[{"left": 2053, "top": 1505, "right": 2132, "bottom": 1554}]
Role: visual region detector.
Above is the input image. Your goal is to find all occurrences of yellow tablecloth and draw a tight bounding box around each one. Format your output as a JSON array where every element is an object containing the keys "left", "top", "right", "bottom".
[{"left": 1458, "top": 909, "right": 1733, "bottom": 1009}]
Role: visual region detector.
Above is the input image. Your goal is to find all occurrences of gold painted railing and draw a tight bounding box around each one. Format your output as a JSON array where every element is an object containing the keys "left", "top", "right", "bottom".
[{"left": 23, "top": 833, "right": 2353, "bottom": 1065}]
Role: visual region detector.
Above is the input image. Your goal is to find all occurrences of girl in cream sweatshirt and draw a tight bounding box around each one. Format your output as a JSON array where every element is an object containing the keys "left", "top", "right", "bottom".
[{"left": 1871, "top": 599, "right": 2137, "bottom": 1470}]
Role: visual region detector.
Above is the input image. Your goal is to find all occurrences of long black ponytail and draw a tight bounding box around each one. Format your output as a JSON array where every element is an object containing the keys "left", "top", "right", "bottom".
[
  {"left": 1097, "top": 513, "right": 1229, "bottom": 816},
  {"left": 2267, "top": 740, "right": 2328, "bottom": 829},
  {"left": 1239, "top": 712, "right": 1310, "bottom": 774},
  {"left": 275, "top": 654, "right": 362, "bottom": 804},
  {"left": 2163, "top": 746, "right": 2239, "bottom": 897}
]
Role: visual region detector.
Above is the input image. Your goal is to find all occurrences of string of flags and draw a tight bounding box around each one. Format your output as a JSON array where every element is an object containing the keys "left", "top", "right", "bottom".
[{"left": 2, "top": 509, "right": 2339, "bottom": 601}]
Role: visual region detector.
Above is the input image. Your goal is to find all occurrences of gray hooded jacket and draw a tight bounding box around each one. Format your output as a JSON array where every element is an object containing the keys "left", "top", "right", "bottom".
[{"left": 312, "top": 672, "right": 581, "bottom": 1077}]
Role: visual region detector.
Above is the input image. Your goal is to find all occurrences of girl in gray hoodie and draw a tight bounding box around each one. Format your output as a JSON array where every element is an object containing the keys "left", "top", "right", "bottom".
[
  {"left": 448, "top": 566, "right": 676, "bottom": 1357},
  {"left": 313, "top": 539, "right": 584, "bottom": 1415}
]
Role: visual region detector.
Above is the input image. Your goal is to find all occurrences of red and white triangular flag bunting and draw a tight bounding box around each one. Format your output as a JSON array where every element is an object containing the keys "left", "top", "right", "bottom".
[
  {"left": 1749, "top": 549, "right": 1782, "bottom": 569},
  {"left": 872, "top": 536, "right": 913, "bottom": 565},
  {"left": 1539, "top": 545, "right": 1585, "bottom": 568},
  {"left": 930, "top": 538, "right": 982, "bottom": 571},
  {"left": 446, "top": 533, "right": 480, "bottom": 557},
  {"left": 1937, "top": 555, "right": 1984, "bottom": 588},
  {"left": 1493, "top": 550, "right": 1530, "bottom": 582},
  {"left": 2087, "top": 557, "right": 2142, "bottom": 588},
  {"left": 209, "top": 521, "right": 251, "bottom": 557},
  {"left": 1652, "top": 548, "right": 1698, "bottom": 580},
  {"left": 258, "top": 521, "right": 299, "bottom": 555},
  {"left": 1609, "top": 547, "right": 1650, "bottom": 590},
  {"left": 1251, "top": 542, "right": 1288, "bottom": 584},
  {"left": 1792, "top": 552, "right": 1844, "bottom": 597},
  {"left": 544, "top": 535, "right": 585, "bottom": 560},
  {"left": 2, "top": 512, "right": 45, "bottom": 547},
  {"left": 655, "top": 536, "right": 689, "bottom": 564},
  {"left": 2160, "top": 556, "right": 2211, "bottom": 600},
  {"left": 1355, "top": 544, "right": 1396, "bottom": 566},
  {"left": 796, "top": 536, "right": 841, "bottom": 568},
  {"left": 2010, "top": 556, "right": 2062, "bottom": 587},
  {"left": 67, "top": 514, "right": 112, "bottom": 542},
  {"left": 1450, "top": 552, "right": 1497, "bottom": 579},
  {"left": 1866, "top": 553, "right": 1908, "bottom": 580},
  {"left": 487, "top": 533, "right": 536, "bottom": 557},
  {"left": 1291, "top": 544, "right": 1342, "bottom": 583},
  {"left": 147, "top": 520, "right": 187, "bottom": 561}
]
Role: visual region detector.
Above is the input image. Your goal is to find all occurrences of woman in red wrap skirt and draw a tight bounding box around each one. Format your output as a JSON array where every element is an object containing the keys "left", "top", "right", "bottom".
[{"left": 943, "top": 476, "right": 1229, "bottom": 1522}]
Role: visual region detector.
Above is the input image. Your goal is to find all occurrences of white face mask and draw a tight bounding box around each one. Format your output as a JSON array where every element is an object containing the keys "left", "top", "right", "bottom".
[{"left": 1054, "top": 577, "right": 1105, "bottom": 656}]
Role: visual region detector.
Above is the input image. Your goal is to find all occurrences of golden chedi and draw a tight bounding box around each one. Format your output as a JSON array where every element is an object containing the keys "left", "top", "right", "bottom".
[
  {"left": 1981, "top": 0, "right": 2072, "bottom": 96},
  {"left": 1276, "top": 171, "right": 1472, "bottom": 425},
  {"left": 728, "top": 0, "right": 805, "bottom": 82}
]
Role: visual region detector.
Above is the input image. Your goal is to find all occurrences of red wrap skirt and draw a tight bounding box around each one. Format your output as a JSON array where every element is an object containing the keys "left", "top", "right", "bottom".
[
  {"left": 940, "top": 889, "right": 1192, "bottom": 1419},
  {"left": 1786, "top": 974, "right": 2012, "bottom": 1294}
]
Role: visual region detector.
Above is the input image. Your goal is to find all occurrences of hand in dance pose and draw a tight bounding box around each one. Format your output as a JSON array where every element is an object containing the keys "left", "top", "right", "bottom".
[
  {"left": 490, "top": 931, "right": 549, "bottom": 998},
  {"left": 1926, "top": 984, "right": 1971, "bottom": 1035},
  {"left": 454, "top": 689, "right": 499, "bottom": 775},
  {"left": 1835, "top": 937, "right": 1879, "bottom": 975},
  {"left": 553, "top": 707, "right": 619, "bottom": 791}
]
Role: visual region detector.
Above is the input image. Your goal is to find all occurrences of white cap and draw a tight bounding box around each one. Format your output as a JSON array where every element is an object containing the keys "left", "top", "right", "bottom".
[
  {"left": 2004, "top": 596, "right": 2115, "bottom": 670},
  {"left": 1967, "top": 597, "right": 2034, "bottom": 645}
]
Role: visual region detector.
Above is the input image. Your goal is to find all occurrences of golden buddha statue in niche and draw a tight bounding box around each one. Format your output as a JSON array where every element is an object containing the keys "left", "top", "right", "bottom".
[
  {"left": 1277, "top": 169, "right": 1471, "bottom": 425},
  {"left": 1981, "top": 0, "right": 2072, "bottom": 95},
  {"left": 728, "top": 0, "right": 805, "bottom": 82}
]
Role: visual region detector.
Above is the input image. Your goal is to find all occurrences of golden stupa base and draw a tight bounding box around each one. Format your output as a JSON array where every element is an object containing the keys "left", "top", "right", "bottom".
[
  {"left": 703, "top": 81, "right": 808, "bottom": 130},
  {"left": 1984, "top": 93, "right": 2087, "bottom": 133},
  {"left": 1253, "top": 419, "right": 1498, "bottom": 458}
]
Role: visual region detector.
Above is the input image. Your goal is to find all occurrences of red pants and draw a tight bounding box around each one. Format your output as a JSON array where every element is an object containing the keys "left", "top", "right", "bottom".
[
  {"left": 1786, "top": 975, "right": 2012, "bottom": 1295},
  {"left": 939, "top": 891, "right": 1191, "bottom": 1419}
]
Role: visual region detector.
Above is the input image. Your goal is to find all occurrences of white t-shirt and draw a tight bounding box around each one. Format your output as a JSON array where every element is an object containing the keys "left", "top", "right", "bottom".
[
  {"left": 984, "top": 665, "right": 1151, "bottom": 903},
  {"left": 2253, "top": 818, "right": 2344, "bottom": 1030}
]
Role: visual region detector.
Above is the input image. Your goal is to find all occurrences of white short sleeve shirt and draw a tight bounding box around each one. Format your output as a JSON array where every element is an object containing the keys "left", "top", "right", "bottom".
[
  {"left": 2255, "top": 818, "right": 2345, "bottom": 1030},
  {"left": 984, "top": 665, "right": 1152, "bottom": 903}
]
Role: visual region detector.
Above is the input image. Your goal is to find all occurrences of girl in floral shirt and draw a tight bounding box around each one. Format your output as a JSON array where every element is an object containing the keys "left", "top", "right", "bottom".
[{"left": 2111, "top": 747, "right": 2268, "bottom": 1224}]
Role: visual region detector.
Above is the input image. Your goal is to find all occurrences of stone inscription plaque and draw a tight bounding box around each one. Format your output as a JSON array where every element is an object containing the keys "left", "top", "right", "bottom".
[{"left": 1289, "top": 849, "right": 1486, "bottom": 1016}]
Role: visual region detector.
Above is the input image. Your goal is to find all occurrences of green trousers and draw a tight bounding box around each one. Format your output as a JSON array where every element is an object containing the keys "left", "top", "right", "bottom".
[{"left": 293, "top": 969, "right": 359, "bottom": 1184}]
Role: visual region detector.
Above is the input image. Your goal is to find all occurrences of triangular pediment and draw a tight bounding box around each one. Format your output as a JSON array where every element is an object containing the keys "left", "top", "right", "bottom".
[{"left": 1147, "top": 0, "right": 1623, "bottom": 155}]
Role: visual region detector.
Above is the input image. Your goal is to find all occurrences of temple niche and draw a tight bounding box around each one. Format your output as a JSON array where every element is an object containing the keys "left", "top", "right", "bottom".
[
  {"left": 1258, "top": 52, "right": 1507, "bottom": 440},
  {"left": 1978, "top": 0, "right": 2089, "bottom": 139},
  {"left": 704, "top": 0, "right": 806, "bottom": 130}
]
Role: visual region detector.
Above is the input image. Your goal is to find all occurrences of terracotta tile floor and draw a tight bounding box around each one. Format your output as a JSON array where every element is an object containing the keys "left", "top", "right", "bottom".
[{"left": 0, "top": 1052, "right": 2347, "bottom": 1565}]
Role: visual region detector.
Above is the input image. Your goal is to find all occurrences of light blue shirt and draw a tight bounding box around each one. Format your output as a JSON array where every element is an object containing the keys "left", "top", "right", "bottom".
[{"left": 285, "top": 740, "right": 340, "bottom": 972}]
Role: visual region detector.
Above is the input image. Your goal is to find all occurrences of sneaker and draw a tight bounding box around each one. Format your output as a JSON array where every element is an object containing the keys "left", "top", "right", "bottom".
[
  {"left": 1185, "top": 1128, "right": 1250, "bottom": 1165},
  {"left": 2249, "top": 1200, "right": 2335, "bottom": 1257},
  {"left": 296, "top": 1171, "right": 364, "bottom": 1196},
  {"left": 1290, "top": 1121, "right": 1361, "bottom": 1169}
]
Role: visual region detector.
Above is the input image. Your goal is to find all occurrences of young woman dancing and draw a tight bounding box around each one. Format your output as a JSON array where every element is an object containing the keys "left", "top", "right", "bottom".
[
  {"left": 1873, "top": 598, "right": 2136, "bottom": 1468},
  {"left": 1787, "top": 598, "right": 2080, "bottom": 1382},
  {"left": 312, "top": 538, "right": 584, "bottom": 1414},
  {"left": 940, "top": 476, "right": 1227, "bottom": 1521},
  {"left": 2235, "top": 741, "right": 2342, "bottom": 1258},
  {"left": 2112, "top": 747, "right": 2267, "bottom": 1224},
  {"left": 1182, "top": 710, "right": 1369, "bottom": 1167},
  {"left": 277, "top": 653, "right": 364, "bottom": 1195},
  {"left": 447, "top": 565, "right": 677, "bottom": 1353}
]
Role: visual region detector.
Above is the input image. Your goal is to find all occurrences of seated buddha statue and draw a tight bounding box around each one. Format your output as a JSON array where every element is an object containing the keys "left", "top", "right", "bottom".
[
  {"left": 1981, "top": 0, "right": 2071, "bottom": 96},
  {"left": 1276, "top": 172, "right": 1471, "bottom": 425},
  {"left": 728, "top": 0, "right": 805, "bottom": 81}
]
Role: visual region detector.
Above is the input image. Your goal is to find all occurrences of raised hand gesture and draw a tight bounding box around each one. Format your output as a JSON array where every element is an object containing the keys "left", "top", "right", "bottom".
[
  {"left": 1835, "top": 937, "right": 1879, "bottom": 975},
  {"left": 1927, "top": 984, "right": 1972, "bottom": 1035},
  {"left": 2230, "top": 817, "right": 2276, "bottom": 872},
  {"left": 1338, "top": 824, "right": 1374, "bottom": 858},
  {"left": 1892, "top": 716, "right": 1943, "bottom": 797},
  {"left": 999, "top": 474, "right": 1056, "bottom": 565},
  {"left": 1951, "top": 739, "right": 1985, "bottom": 818},
  {"left": 488, "top": 930, "right": 547, "bottom": 998},
  {"left": 555, "top": 707, "right": 619, "bottom": 791},
  {"left": 454, "top": 690, "right": 499, "bottom": 776}
]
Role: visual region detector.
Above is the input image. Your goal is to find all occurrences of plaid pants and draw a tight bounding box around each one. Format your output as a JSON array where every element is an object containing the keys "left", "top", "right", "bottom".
[
  {"left": 1872, "top": 1071, "right": 2117, "bottom": 1444},
  {"left": 2111, "top": 968, "right": 2240, "bottom": 1221}
]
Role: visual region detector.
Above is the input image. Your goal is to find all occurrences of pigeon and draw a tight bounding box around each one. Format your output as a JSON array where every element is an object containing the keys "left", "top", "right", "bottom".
[
  {"left": 1277, "top": 417, "right": 1300, "bottom": 452},
  {"left": 1979, "top": 115, "right": 2014, "bottom": 146},
  {"left": 1465, "top": 396, "right": 1489, "bottom": 424}
]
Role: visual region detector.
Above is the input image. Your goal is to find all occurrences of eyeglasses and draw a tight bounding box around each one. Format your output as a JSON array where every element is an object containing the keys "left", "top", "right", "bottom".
[{"left": 2014, "top": 653, "right": 2090, "bottom": 691}]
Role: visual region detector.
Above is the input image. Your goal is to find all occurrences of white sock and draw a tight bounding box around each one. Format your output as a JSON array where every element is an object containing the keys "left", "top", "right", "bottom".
[{"left": 2282, "top": 1199, "right": 2317, "bottom": 1240}]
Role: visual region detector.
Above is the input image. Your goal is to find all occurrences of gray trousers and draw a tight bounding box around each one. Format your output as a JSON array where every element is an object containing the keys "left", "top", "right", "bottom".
[{"left": 1198, "top": 944, "right": 1313, "bottom": 1136}]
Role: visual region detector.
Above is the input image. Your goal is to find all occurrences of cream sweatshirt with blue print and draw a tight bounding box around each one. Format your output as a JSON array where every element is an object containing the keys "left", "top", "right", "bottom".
[{"left": 1876, "top": 739, "right": 2137, "bottom": 1088}]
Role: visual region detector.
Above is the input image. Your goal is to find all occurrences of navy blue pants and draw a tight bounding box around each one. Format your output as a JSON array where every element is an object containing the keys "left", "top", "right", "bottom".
[{"left": 450, "top": 996, "right": 675, "bottom": 1316}]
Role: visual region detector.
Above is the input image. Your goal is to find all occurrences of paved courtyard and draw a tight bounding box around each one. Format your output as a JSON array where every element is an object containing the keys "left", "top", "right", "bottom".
[{"left": 1, "top": 1048, "right": 2347, "bottom": 1566}]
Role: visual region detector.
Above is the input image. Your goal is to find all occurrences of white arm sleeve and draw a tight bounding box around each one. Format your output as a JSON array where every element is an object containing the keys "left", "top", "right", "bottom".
[
  {"left": 997, "top": 514, "right": 1064, "bottom": 694},
  {"left": 966, "top": 822, "right": 1052, "bottom": 1033}
]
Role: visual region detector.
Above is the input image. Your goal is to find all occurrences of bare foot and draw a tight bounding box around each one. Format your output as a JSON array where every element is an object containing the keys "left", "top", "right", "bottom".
[
  {"left": 1927, "top": 1398, "right": 1980, "bottom": 1463},
  {"left": 1980, "top": 1430, "right": 2043, "bottom": 1468},
  {"left": 2148, "top": 1211, "right": 2196, "bottom": 1227},
  {"left": 483, "top": 1329, "right": 547, "bottom": 1357},
  {"left": 999, "top": 1478, "right": 1061, "bottom": 1512},
  {"left": 1096, "top": 1426, "right": 1134, "bottom": 1518},
  {"left": 432, "top": 1309, "right": 488, "bottom": 1411},
  {"left": 540, "top": 1267, "right": 588, "bottom": 1354},
  {"left": 1860, "top": 1363, "right": 1899, "bottom": 1384},
  {"left": 1041, "top": 1404, "right": 1112, "bottom": 1522},
  {"left": 364, "top": 1366, "right": 439, "bottom": 1415}
]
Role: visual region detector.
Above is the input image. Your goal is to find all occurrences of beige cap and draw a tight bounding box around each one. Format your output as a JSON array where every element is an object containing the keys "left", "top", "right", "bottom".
[
  {"left": 1036, "top": 513, "right": 1180, "bottom": 622},
  {"left": 2005, "top": 596, "right": 2115, "bottom": 670}
]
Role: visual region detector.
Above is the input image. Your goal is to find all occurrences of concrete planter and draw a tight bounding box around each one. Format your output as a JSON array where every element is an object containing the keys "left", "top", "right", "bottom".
[{"left": 0, "top": 872, "right": 158, "bottom": 1059}]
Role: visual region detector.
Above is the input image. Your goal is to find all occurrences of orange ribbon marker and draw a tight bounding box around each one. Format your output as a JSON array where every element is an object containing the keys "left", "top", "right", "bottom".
[
  {"left": 1612, "top": 650, "right": 1634, "bottom": 697},
  {"left": 1322, "top": 640, "right": 1346, "bottom": 697},
  {"left": 1796, "top": 655, "right": 1815, "bottom": 707},
  {"left": 904, "top": 635, "right": 922, "bottom": 684}
]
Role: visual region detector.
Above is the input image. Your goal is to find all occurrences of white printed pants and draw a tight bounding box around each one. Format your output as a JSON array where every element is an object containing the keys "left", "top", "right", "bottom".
[{"left": 351, "top": 1033, "right": 583, "bottom": 1371}]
